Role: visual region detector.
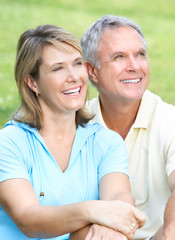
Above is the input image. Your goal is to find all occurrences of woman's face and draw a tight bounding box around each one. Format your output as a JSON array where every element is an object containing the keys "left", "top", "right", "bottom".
[{"left": 35, "top": 44, "right": 88, "bottom": 116}]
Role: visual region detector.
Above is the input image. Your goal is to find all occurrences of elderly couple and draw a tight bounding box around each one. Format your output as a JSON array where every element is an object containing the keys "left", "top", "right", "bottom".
[{"left": 0, "top": 15, "right": 175, "bottom": 240}]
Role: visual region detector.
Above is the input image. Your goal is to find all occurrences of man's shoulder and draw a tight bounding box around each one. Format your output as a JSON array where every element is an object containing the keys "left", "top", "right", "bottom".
[
  {"left": 145, "top": 90, "right": 175, "bottom": 126},
  {"left": 144, "top": 90, "right": 175, "bottom": 112}
]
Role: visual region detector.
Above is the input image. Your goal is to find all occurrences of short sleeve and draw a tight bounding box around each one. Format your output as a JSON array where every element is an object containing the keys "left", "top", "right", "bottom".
[
  {"left": 95, "top": 128, "right": 128, "bottom": 181},
  {"left": 0, "top": 126, "right": 30, "bottom": 183},
  {"left": 165, "top": 134, "right": 175, "bottom": 176},
  {"left": 160, "top": 107, "right": 175, "bottom": 177}
]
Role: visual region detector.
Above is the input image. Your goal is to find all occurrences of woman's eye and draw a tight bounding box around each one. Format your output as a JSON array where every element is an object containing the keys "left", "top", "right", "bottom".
[
  {"left": 53, "top": 66, "right": 63, "bottom": 71},
  {"left": 75, "top": 61, "right": 83, "bottom": 66}
]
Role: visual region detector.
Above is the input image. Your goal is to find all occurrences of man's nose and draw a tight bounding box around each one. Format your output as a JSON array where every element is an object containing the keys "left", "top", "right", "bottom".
[{"left": 126, "top": 56, "right": 140, "bottom": 72}]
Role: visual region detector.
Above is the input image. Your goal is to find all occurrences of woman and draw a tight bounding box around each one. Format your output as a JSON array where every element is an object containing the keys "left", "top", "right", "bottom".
[{"left": 0, "top": 24, "right": 145, "bottom": 240}]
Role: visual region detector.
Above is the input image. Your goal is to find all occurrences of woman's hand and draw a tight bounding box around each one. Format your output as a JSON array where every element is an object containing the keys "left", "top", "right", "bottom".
[{"left": 90, "top": 200, "right": 145, "bottom": 240}]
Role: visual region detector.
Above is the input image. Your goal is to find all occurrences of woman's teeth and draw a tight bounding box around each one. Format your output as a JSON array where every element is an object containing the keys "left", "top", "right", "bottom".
[{"left": 63, "top": 87, "right": 80, "bottom": 95}]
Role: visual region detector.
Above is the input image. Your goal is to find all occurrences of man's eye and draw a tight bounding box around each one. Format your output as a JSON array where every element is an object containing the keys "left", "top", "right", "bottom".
[
  {"left": 114, "top": 55, "right": 123, "bottom": 59},
  {"left": 138, "top": 52, "right": 146, "bottom": 57}
]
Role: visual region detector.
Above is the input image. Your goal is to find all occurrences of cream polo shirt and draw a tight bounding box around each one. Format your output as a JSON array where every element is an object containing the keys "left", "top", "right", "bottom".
[{"left": 87, "top": 90, "right": 175, "bottom": 240}]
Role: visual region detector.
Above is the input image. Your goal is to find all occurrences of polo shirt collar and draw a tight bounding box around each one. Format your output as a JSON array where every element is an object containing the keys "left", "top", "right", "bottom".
[
  {"left": 95, "top": 90, "right": 157, "bottom": 130},
  {"left": 132, "top": 90, "right": 157, "bottom": 129},
  {"left": 94, "top": 95, "right": 108, "bottom": 129}
]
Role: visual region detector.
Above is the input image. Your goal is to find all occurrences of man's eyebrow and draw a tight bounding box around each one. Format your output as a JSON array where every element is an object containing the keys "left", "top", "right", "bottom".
[
  {"left": 112, "top": 51, "right": 124, "bottom": 55},
  {"left": 137, "top": 48, "right": 147, "bottom": 53},
  {"left": 109, "top": 51, "right": 126, "bottom": 59}
]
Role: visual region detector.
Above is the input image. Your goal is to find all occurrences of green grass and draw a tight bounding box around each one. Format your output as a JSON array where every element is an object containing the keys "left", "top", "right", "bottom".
[{"left": 1, "top": 0, "right": 175, "bottom": 128}]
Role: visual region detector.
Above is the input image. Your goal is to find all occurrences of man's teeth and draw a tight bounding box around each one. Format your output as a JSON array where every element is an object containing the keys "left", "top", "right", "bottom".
[
  {"left": 121, "top": 79, "right": 140, "bottom": 83},
  {"left": 63, "top": 87, "right": 80, "bottom": 95}
]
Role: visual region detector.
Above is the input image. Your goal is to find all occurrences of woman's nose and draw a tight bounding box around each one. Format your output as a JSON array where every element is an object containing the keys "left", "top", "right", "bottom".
[{"left": 67, "top": 67, "right": 79, "bottom": 82}]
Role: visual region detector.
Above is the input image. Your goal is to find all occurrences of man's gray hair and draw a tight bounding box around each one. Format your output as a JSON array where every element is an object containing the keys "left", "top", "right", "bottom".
[{"left": 81, "top": 15, "right": 146, "bottom": 71}]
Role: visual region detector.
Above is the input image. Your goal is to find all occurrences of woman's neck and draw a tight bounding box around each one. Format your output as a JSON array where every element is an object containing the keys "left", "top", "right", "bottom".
[{"left": 39, "top": 111, "right": 76, "bottom": 140}]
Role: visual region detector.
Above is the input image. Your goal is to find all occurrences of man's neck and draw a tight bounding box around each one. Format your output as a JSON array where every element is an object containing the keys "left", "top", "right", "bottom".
[{"left": 100, "top": 97, "right": 141, "bottom": 140}]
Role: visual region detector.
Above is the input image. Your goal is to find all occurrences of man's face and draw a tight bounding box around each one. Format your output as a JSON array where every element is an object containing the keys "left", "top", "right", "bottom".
[{"left": 93, "top": 26, "right": 150, "bottom": 103}]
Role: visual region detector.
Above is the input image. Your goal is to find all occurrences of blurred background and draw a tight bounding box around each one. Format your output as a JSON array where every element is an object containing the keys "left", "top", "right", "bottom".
[{"left": 0, "top": 0, "right": 175, "bottom": 128}]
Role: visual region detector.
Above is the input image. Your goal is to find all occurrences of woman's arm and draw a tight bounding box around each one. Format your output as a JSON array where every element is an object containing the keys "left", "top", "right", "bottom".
[
  {"left": 0, "top": 177, "right": 144, "bottom": 239},
  {"left": 0, "top": 178, "right": 91, "bottom": 238},
  {"left": 70, "top": 173, "right": 145, "bottom": 240},
  {"left": 99, "top": 172, "right": 135, "bottom": 204}
]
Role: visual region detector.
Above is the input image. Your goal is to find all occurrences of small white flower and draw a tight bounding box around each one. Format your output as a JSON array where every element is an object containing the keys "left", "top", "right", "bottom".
[
  {"left": 0, "top": 98, "right": 4, "bottom": 104},
  {"left": 7, "top": 95, "right": 13, "bottom": 101}
]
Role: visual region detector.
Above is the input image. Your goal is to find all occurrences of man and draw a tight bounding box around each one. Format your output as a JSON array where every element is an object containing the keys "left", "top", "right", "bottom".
[{"left": 80, "top": 15, "right": 175, "bottom": 239}]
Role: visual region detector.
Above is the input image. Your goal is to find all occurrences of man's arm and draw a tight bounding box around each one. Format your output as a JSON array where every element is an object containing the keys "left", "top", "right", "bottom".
[
  {"left": 152, "top": 170, "right": 175, "bottom": 240},
  {"left": 162, "top": 170, "right": 175, "bottom": 239},
  {"left": 163, "top": 190, "right": 175, "bottom": 239}
]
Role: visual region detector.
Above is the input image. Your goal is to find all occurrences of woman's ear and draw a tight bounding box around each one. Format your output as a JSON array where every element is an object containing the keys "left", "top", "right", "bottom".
[
  {"left": 84, "top": 61, "right": 99, "bottom": 84},
  {"left": 25, "top": 75, "right": 39, "bottom": 94}
]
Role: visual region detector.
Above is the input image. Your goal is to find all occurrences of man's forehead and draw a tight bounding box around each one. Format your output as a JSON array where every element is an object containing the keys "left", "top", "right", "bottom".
[{"left": 98, "top": 26, "right": 145, "bottom": 49}]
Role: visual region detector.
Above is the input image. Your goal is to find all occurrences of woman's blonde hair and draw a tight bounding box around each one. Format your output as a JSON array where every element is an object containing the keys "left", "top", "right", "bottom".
[{"left": 13, "top": 24, "right": 92, "bottom": 129}]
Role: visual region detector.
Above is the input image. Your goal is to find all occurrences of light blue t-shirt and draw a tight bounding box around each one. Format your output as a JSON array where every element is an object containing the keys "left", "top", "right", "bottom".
[{"left": 0, "top": 121, "right": 128, "bottom": 240}]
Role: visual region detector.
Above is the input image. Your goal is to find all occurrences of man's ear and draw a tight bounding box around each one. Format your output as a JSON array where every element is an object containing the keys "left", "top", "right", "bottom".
[
  {"left": 25, "top": 75, "right": 39, "bottom": 94},
  {"left": 84, "top": 61, "right": 99, "bottom": 84}
]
